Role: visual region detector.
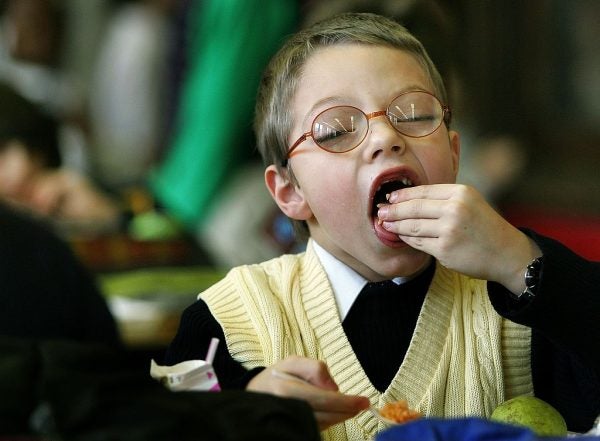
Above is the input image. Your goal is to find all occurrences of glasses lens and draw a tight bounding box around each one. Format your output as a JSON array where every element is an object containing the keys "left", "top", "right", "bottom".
[
  {"left": 312, "top": 106, "right": 367, "bottom": 153},
  {"left": 387, "top": 92, "right": 444, "bottom": 137}
]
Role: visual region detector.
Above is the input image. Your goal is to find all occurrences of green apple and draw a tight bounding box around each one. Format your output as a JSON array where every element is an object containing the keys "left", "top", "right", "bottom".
[{"left": 491, "top": 395, "right": 568, "bottom": 436}]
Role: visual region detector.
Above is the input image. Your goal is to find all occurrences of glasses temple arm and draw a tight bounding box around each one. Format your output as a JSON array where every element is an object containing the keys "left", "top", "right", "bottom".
[
  {"left": 282, "top": 132, "right": 310, "bottom": 167},
  {"left": 443, "top": 106, "right": 451, "bottom": 126}
]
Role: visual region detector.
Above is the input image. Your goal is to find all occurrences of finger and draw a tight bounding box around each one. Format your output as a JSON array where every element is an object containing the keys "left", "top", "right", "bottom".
[
  {"left": 269, "top": 369, "right": 368, "bottom": 416},
  {"left": 276, "top": 356, "right": 339, "bottom": 391},
  {"left": 308, "top": 389, "right": 369, "bottom": 414},
  {"left": 397, "top": 234, "right": 434, "bottom": 250},
  {"left": 387, "top": 183, "right": 456, "bottom": 203},
  {"left": 378, "top": 198, "right": 445, "bottom": 222},
  {"left": 381, "top": 218, "right": 440, "bottom": 238},
  {"left": 310, "top": 393, "right": 369, "bottom": 430},
  {"left": 314, "top": 410, "right": 352, "bottom": 431}
]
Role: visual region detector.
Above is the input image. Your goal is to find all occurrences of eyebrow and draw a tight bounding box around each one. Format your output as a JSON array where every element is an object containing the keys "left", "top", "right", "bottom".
[{"left": 301, "top": 96, "right": 345, "bottom": 127}]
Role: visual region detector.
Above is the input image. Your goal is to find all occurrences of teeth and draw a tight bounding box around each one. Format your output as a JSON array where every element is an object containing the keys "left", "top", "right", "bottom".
[{"left": 375, "top": 177, "right": 413, "bottom": 193}]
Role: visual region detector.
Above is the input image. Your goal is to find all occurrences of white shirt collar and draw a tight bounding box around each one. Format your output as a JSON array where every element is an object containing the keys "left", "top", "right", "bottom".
[{"left": 311, "top": 240, "right": 411, "bottom": 321}]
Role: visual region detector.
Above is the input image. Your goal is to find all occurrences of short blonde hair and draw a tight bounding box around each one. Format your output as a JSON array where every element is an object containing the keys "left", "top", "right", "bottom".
[{"left": 254, "top": 12, "right": 448, "bottom": 170}]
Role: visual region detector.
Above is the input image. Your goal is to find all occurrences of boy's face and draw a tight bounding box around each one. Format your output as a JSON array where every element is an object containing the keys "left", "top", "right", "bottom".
[{"left": 266, "top": 45, "right": 460, "bottom": 280}]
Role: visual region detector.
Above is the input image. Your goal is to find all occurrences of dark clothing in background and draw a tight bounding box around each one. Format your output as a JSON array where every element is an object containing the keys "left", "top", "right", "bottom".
[
  {"left": 0, "top": 338, "right": 320, "bottom": 441},
  {"left": 0, "top": 203, "right": 120, "bottom": 345}
]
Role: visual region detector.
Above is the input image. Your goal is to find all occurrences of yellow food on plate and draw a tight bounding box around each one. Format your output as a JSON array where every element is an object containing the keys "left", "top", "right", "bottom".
[{"left": 380, "top": 399, "right": 422, "bottom": 423}]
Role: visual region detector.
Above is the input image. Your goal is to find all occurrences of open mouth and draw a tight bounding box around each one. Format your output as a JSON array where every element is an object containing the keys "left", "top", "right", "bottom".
[
  {"left": 371, "top": 176, "right": 414, "bottom": 217},
  {"left": 369, "top": 169, "right": 419, "bottom": 246}
]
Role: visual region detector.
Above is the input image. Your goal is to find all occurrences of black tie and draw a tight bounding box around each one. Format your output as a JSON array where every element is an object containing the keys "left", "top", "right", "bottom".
[{"left": 342, "top": 264, "right": 434, "bottom": 392}]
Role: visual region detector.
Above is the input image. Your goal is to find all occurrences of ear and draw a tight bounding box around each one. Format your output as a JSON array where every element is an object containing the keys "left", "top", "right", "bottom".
[
  {"left": 265, "top": 164, "right": 312, "bottom": 221},
  {"left": 448, "top": 130, "right": 461, "bottom": 179}
]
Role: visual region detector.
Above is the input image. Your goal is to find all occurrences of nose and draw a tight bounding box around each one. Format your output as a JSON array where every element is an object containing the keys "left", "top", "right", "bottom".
[{"left": 363, "top": 112, "right": 406, "bottom": 161}]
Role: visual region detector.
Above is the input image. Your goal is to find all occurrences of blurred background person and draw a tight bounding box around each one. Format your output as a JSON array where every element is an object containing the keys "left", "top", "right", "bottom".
[
  {"left": 0, "top": 0, "right": 104, "bottom": 175},
  {"left": 0, "top": 81, "right": 60, "bottom": 204},
  {"left": 88, "top": 0, "right": 178, "bottom": 190},
  {"left": 0, "top": 82, "right": 122, "bottom": 233}
]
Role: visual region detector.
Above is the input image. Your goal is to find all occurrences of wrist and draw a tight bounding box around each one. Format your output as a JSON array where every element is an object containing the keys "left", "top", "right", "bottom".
[{"left": 500, "top": 235, "right": 542, "bottom": 294}]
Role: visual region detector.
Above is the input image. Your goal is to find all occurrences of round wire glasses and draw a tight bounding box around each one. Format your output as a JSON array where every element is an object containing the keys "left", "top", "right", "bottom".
[{"left": 282, "top": 90, "right": 451, "bottom": 166}]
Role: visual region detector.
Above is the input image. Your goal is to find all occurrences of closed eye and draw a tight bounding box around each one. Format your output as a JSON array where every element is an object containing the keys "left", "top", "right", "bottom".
[
  {"left": 314, "top": 121, "right": 356, "bottom": 143},
  {"left": 314, "top": 131, "right": 345, "bottom": 143},
  {"left": 388, "top": 112, "right": 435, "bottom": 123}
]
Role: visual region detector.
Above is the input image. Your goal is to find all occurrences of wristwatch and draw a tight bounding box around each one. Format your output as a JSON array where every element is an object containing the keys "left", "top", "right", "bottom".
[{"left": 512, "top": 256, "right": 544, "bottom": 301}]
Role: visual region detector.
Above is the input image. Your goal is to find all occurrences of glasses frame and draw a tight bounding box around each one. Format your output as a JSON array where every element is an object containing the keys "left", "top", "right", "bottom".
[{"left": 282, "top": 91, "right": 451, "bottom": 167}]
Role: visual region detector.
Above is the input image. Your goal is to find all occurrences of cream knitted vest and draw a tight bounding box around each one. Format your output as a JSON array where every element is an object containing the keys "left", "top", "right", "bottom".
[{"left": 200, "top": 241, "right": 533, "bottom": 441}]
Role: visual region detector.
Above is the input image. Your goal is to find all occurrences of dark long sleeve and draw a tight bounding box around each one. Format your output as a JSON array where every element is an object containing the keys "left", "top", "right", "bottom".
[
  {"left": 488, "top": 230, "right": 600, "bottom": 432},
  {"left": 164, "top": 299, "right": 263, "bottom": 389}
]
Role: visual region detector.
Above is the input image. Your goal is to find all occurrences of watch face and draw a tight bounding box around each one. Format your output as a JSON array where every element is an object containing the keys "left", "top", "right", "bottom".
[
  {"left": 512, "top": 256, "right": 543, "bottom": 301},
  {"left": 525, "top": 257, "right": 543, "bottom": 288}
]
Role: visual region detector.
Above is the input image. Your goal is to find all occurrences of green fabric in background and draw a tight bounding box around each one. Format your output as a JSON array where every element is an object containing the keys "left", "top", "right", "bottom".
[{"left": 149, "top": 0, "right": 298, "bottom": 229}]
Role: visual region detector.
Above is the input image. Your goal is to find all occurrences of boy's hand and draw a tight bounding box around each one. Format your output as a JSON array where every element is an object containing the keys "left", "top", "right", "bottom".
[
  {"left": 377, "top": 184, "right": 541, "bottom": 294},
  {"left": 246, "top": 355, "right": 370, "bottom": 430}
]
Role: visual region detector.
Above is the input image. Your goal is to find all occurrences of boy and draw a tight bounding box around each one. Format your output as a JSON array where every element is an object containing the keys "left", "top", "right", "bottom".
[{"left": 165, "top": 13, "right": 599, "bottom": 440}]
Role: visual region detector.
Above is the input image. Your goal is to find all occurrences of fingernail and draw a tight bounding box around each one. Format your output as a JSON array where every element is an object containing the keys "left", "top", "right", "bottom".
[{"left": 378, "top": 206, "right": 388, "bottom": 218}]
